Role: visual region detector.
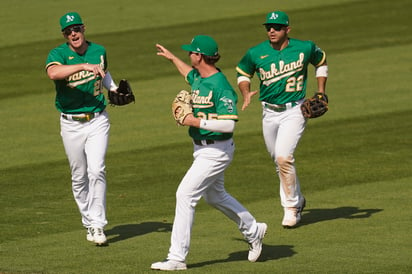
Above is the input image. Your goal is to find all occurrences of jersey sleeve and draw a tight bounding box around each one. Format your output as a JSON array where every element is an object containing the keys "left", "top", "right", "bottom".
[
  {"left": 185, "top": 69, "right": 197, "bottom": 85},
  {"left": 214, "top": 89, "right": 238, "bottom": 121},
  {"left": 236, "top": 50, "right": 255, "bottom": 78},
  {"left": 45, "top": 47, "right": 65, "bottom": 70},
  {"left": 309, "top": 41, "right": 326, "bottom": 67}
]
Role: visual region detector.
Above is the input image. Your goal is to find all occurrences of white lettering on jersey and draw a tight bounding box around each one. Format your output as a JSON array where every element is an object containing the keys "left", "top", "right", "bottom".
[
  {"left": 192, "top": 90, "right": 214, "bottom": 108},
  {"left": 259, "top": 53, "right": 305, "bottom": 86},
  {"left": 66, "top": 55, "right": 105, "bottom": 88}
]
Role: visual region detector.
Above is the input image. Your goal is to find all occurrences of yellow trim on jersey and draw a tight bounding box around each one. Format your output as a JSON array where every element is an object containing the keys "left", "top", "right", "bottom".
[
  {"left": 218, "top": 114, "right": 239, "bottom": 120},
  {"left": 315, "top": 51, "right": 327, "bottom": 67},
  {"left": 236, "top": 66, "right": 253, "bottom": 78},
  {"left": 45, "top": 61, "right": 62, "bottom": 70}
]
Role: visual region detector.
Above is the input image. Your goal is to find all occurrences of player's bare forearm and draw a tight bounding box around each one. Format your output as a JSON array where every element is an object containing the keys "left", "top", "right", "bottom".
[
  {"left": 156, "top": 44, "right": 192, "bottom": 78},
  {"left": 47, "top": 63, "right": 105, "bottom": 80},
  {"left": 316, "top": 76, "right": 327, "bottom": 94},
  {"left": 315, "top": 61, "right": 327, "bottom": 94},
  {"left": 182, "top": 114, "right": 200, "bottom": 128}
]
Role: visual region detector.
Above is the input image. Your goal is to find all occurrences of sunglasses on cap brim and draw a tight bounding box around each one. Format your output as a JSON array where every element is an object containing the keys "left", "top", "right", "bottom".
[
  {"left": 264, "top": 24, "right": 286, "bottom": 31},
  {"left": 63, "top": 25, "right": 83, "bottom": 35}
]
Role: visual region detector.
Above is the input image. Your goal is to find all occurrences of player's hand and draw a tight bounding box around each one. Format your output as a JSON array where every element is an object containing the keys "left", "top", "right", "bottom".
[
  {"left": 156, "top": 44, "right": 176, "bottom": 61},
  {"left": 83, "top": 64, "right": 105, "bottom": 79},
  {"left": 241, "top": 90, "right": 258, "bottom": 111}
]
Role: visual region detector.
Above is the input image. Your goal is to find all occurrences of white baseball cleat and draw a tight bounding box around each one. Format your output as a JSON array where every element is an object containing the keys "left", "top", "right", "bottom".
[
  {"left": 89, "top": 227, "right": 107, "bottom": 245},
  {"left": 282, "top": 198, "right": 306, "bottom": 228},
  {"left": 282, "top": 207, "right": 300, "bottom": 227},
  {"left": 248, "top": 222, "right": 267, "bottom": 262},
  {"left": 151, "top": 260, "right": 187, "bottom": 271},
  {"left": 86, "top": 227, "right": 94, "bottom": 242}
]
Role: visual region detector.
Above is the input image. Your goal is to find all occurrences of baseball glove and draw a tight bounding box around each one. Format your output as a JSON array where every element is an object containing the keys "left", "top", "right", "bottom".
[
  {"left": 108, "top": 79, "right": 135, "bottom": 106},
  {"left": 301, "top": 92, "right": 329, "bottom": 118},
  {"left": 171, "top": 90, "right": 193, "bottom": 125}
]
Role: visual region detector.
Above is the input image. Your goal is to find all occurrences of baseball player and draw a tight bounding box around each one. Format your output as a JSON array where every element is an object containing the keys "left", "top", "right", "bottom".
[
  {"left": 236, "top": 11, "right": 328, "bottom": 228},
  {"left": 45, "top": 12, "right": 121, "bottom": 245},
  {"left": 152, "top": 35, "right": 267, "bottom": 271}
]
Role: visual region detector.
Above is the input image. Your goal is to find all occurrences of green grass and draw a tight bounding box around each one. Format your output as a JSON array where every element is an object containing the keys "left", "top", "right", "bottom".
[{"left": 1, "top": 0, "right": 412, "bottom": 273}]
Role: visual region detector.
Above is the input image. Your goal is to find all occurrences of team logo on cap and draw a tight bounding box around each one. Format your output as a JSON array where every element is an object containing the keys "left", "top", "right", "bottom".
[
  {"left": 66, "top": 15, "right": 75, "bottom": 23},
  {"left": 269, "top": 13, "right": 278, "bottom": 20}
]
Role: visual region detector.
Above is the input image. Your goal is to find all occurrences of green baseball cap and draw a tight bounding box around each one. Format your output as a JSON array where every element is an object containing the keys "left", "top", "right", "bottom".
[
  {"left": 60, "top": 12, "right": 83, "bottom": 31},
  {"left": 181, "top": 35, "right": 218, "bottom": 56},
  {"left": 263, "top": 11, "right": 289, "bottom": 26}
]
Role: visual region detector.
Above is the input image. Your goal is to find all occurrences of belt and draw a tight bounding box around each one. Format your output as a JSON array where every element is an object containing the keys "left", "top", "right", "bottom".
[
  {"left": 61, "top": 111, "right": 102, "bottom": 122},
  {"left": 193, "top": 139, "right": 215, "bottom": 146},
  {"left": 263, "top": 101, "right": 298, "bottom": 112}
]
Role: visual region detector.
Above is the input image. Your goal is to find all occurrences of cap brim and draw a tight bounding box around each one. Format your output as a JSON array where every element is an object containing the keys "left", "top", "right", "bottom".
[
  {"left": 61, "top": 23, "right": 83, "bottom": 31},
  {"left": 181, "top": 44, "right": 193, "bottom": 52},
  {"left": 62, "top": 24, "right": 75, "bottom": 31},
  {"left": 263, "top": 22, "right": 288, "bottom": 26}
]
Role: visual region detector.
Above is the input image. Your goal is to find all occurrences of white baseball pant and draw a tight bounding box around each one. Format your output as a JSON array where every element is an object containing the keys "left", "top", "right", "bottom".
[
  {"left": 60, "top": 111, "right": 110, "bottom": 229},
  {"left": 261, "top": 103, "right": 306, "bottom": 209},
  {"left": 167, "top": 138, "right": 259, "bottom": 262}
]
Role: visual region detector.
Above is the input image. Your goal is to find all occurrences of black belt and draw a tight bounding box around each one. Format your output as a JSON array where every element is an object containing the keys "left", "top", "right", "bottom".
[{"left": 193, "top": 139, "right": 215, "bottom": 146}]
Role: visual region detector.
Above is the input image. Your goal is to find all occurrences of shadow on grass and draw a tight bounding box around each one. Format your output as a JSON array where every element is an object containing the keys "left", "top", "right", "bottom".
[
  {"left": 299, "top": 206, "right": 383, "bottom": 227},
  {"left": 105, "top": 222, "right": 172, "bottom": 244},
  {"left": 188, "top": 244, "right": 295, "bottom": 268}
]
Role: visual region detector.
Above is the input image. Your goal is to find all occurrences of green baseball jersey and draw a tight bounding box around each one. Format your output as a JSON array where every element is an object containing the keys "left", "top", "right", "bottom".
[
  {"left": 45, "top": 41, "right": 107, "bottom": 114},
  {"left": 236, "top": 38, "right": 326, "bottom": 104},
  {"left": 186, "top": 69, "right": 238, "bottom": 140}
]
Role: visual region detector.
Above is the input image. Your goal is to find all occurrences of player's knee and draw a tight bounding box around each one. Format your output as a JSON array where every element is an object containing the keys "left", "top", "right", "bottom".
[
  {"left": 176, "top": 189, "right": 199, "bottom": 208},
  {"left": 203, "top": 193, "right": 219, "bottom": 206},
  {"left": 88, "top": 167, "right": 106, "bottom": 182},
  {"left": 276, "top": 155, "right": 294, "bottom": 173}
]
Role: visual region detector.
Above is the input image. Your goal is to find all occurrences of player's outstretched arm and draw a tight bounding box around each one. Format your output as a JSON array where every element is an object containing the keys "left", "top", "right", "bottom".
[{"left": 156, "top": 44, "right": 192, "bottom": 78}]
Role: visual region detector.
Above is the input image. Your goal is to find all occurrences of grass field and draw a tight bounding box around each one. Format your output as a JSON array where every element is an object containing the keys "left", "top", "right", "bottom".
[{"left": 1, "top": 0, "right": 411, "bottom": 273}]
